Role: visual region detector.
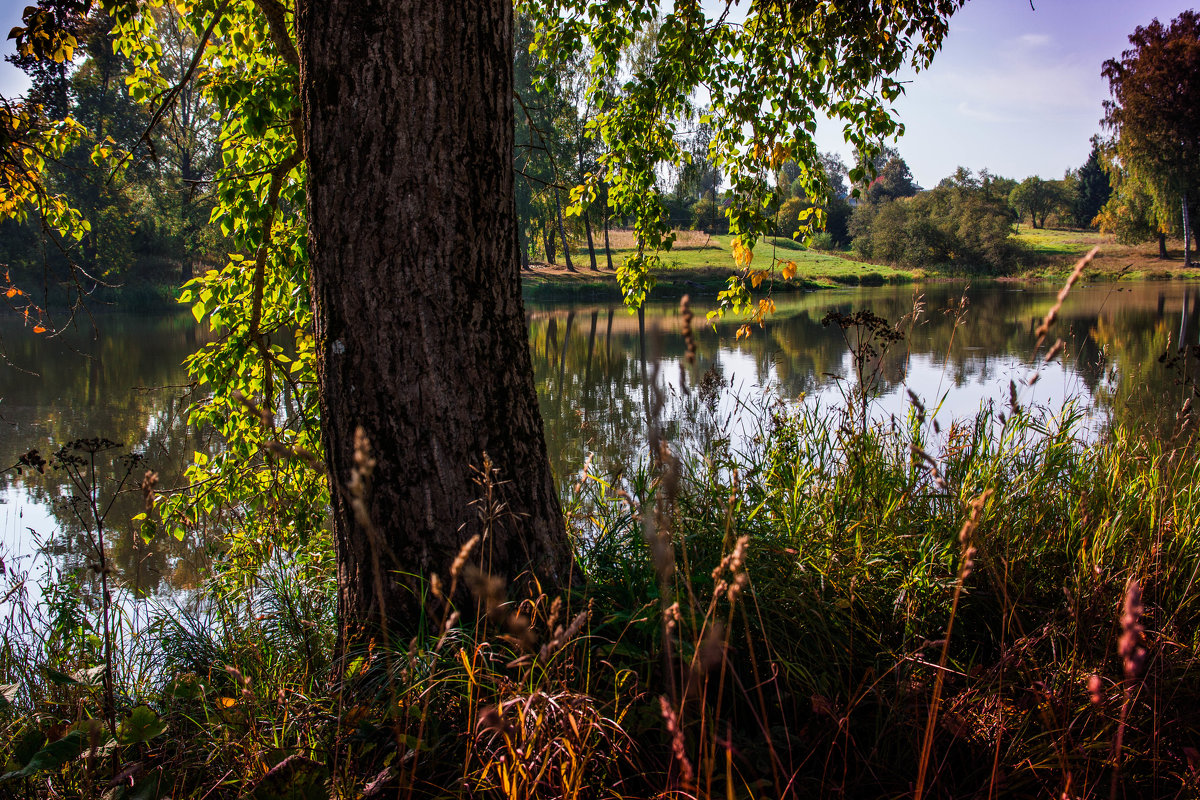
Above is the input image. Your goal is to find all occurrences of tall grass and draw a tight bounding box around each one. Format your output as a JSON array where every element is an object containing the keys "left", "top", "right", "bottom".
[{"left": 4, "top": 366, "right": 1200, "bottom": 795}]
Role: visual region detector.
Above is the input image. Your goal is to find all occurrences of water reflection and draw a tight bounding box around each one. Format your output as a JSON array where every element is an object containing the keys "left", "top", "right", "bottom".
[
  {"left": 2, "top": 282, "right": 1199, "bottom": 600},
  {"left": 529, "top": 282, "right": 1200, "bottom": 483},
  {"left": 0, "top": 314, "right": 215, "bottom": 601}
]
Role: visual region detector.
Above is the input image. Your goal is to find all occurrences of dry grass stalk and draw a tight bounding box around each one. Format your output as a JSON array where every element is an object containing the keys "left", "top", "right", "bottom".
[
  {"left": 538, "top": 600, "right": 593, "bottom": 665},
  {"left": 1043, "top": 338, "right": 1066, "bottom": 364},
  {"left": 915, "top": 490, "right": 993, "bottom": 800},
  {"left": 659, "top": 695, "right": 697, "bottom": 791},
  {"left": 1110, "top": 579, "right": 1148, "bottom": 797}
]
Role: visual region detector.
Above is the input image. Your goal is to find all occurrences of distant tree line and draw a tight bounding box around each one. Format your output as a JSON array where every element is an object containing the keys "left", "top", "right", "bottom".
[
  {"left": 0, "top": 8, "right": 224, "bottom": 306},
  {"left": 758, "top": 141, "right": 1112, "bottom": 274}
]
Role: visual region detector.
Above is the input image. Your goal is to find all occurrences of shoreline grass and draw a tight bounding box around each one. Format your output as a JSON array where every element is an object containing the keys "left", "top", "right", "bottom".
[{"left": 3, "top": 384, "right": 1199, "bottom": 797}]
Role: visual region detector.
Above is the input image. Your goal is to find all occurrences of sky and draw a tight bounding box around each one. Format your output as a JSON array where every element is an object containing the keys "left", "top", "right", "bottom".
[{"left": 0, "top": 0, "right": 1194, "bottom": 187}]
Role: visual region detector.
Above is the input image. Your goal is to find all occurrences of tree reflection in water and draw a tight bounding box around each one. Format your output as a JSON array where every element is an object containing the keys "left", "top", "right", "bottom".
[{"left": 1, "top": 281, "right": 1198, "bottom": 606}]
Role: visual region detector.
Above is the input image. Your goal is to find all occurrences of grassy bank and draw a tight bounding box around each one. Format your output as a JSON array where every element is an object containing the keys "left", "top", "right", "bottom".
[
  {"left": 520, "top": 225, "right": 1200, "bottom": 304},
  {"left": 3, "top": 376, "right": 1199, "bottom": 797},
  {"left": 522, "top": 230, "right": 915, "bottom": 302},
  {"left": 1016, "top": 226, "right": 1200, "bottom": 281}
]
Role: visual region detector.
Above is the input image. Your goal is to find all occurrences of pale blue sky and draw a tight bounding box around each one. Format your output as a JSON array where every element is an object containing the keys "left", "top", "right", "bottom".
[{"left": 0, "top": 0, "right": 1193, "bottom": 186}]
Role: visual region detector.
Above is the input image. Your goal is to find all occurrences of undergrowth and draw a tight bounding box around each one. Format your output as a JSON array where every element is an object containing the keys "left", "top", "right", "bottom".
[{"left": 3, "top": 393, "right": 1200, "bottom": 798}]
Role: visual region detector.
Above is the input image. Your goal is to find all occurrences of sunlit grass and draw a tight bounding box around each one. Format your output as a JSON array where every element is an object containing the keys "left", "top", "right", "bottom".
[{"left": 594, "top": 230, "right": 912, "bottom": 285}]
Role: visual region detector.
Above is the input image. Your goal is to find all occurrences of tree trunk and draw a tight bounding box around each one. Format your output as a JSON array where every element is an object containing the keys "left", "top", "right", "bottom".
[
  {"left": 584, "top": 309, "right": 598, "bottom": 385},
  {"left": 1185, "top": 192, "right": 1193, "bottom": 268},
  {"left": 584, "top": 212, "right": 598, "bottom": 271},
  {"left": 554, "top": 190, "right": 576, "bottom": 272},
  {"left": 518, "top": 225, "right": 530, "bottom": 271},
  {"left": 555, "top": 310, "right": 574, "bottom": 415},
  {"left": 579, "top": 144, "right": 598, "bottom": 271},
  {"left": 605, "top": 307, "right": 614, "bottom": 364},
  {"left": 544, "top": 223, "right": 556, "bottom": 263},
  {"left": 297, "top": 0, "right": 573, "bottom": 639},
  {"left": 1159, "top": 231, "right": 1168, "bottom": 259},
  {"left": 603, "top": 206, "right": 614, "bottom": 272}
]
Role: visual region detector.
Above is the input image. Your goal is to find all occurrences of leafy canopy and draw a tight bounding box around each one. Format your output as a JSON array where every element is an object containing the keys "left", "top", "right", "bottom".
[
  {"left": 524, "top": 0, "right": 965, "bottom": 316},
  {"left": 1103, "top": 11, "right": 1200, "bottom": 211}
]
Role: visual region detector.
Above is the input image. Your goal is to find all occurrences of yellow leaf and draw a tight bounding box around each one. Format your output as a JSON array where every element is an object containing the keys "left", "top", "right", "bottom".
[
  {"left": 750, "top": 270, "right": 765, "bottom": 289},
  {"left": 5, "top": 288, "right": 15, "bottom": 298},
  {"left": 732, "top": 238, "right": 753, "bottom": 268},
  {"left": 783, "top": 261, "right": 797, "bottom": 280},
  {"left": 32, "top": 325, "right": 45, "bottom": 334}
]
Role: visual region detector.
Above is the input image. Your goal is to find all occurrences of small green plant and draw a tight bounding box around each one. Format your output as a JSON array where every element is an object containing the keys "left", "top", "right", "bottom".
[{"left": 821, "top": 308, "right": 906, "bottom": 429}]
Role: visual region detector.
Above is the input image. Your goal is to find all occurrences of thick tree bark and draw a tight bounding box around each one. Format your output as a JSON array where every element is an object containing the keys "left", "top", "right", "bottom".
[
  {"left": 1159, "top": 231, "right": 1168, "bottom": 259},
  {"left": 297, "top": 0, "right": 573, "bottom": 637}
]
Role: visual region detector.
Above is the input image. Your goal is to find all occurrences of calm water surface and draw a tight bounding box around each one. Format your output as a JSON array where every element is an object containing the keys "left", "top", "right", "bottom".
[{"left": 2, "top": 281, "right": 1198, "bottom": 600}]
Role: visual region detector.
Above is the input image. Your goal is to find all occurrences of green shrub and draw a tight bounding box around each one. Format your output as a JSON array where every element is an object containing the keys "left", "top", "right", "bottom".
[
  {"left": 851, "top": 183, "right": 1024, "bottom": 274},
  {"left": 690, "top": 197, "right": 727, "bottom": 233},
  {"left": 809, "top": 230, "right": 835, "bottom": 251},
  {"left": 775, "top": 196, "right": 807, "bottom": 237}
]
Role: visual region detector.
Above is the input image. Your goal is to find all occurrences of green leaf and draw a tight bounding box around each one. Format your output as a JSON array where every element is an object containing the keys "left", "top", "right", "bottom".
[
  {"left": 10, "top": 729, "right": 45, "bottom": 767},
  {"left": 72, "top": 665, "right": 106, "bottom": 686},
  {"left": 44, "top": 668, "right": 79, "bottom": 686},
  {"left": 0, "top": 731, "right": 88, "bottom": 782},
  {"left": 118, "top": 706, "right": 165, "bottom": 745}
]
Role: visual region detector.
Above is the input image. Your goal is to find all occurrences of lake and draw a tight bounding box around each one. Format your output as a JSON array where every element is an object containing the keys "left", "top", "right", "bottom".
[{"left": 2, "top": 280, "right": 1198, "bottom": 600}]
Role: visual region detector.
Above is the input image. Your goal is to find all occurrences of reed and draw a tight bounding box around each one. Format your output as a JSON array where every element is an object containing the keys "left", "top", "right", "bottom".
[{"left": 4, "top": 334, "right": 1200, "bottom": 797}]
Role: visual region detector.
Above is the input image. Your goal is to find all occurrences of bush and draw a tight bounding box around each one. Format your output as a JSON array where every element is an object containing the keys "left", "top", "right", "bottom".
[
  {"left": 851, "top": 183, "right": 1023, "bottom": 274},
  {"left": 859, "top": 271, "right": 885, "bottom": 286},
  {"left": 777, "top": 196, "right": 850, "bottom": 246},
  {"left": 808, "top": 231, "right": 835, "bottom": 251},
  {"left": 775, "top": 196, "right": 807, "bottom": 238}
]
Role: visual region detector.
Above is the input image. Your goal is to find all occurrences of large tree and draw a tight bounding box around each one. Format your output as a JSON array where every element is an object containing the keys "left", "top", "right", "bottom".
[
  {"left": 1009, "top": 175, "right": 1069, "bottom": 229},
  {"left": 1071, "top": 137, "right": 1112, "bottom": 229},
  {"left": 295, "top": 0, "right": 573, "bottom": 633},
  {"left": 1103, "top": 11, "right": 1200, "bottom": 267}
]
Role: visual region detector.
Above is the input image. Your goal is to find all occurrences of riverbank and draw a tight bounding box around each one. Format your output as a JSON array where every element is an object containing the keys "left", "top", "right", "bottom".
[
  {"left": 4, "top": 396, "right": 1199, "bottom": 798},
  {"left": 521, "top": 227, "right": 1200, "bottom": 302},
  {"left": 1015, "top": 225, "right": 1200, "bottom": 281},
  {"left": 521, "top": 230, "right": 915, "bottom": 302}
]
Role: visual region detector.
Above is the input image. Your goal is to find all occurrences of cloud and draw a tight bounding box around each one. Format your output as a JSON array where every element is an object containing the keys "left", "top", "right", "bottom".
[
  {"left": 955, "top": 101, "right": 1012, "bottom": 124},
  {"left": 1017, "top": 33, "right": 1052, "bottom": 48}
]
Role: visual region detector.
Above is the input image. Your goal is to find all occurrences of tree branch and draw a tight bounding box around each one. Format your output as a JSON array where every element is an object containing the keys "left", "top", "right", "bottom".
[{"left": 110, "top": 0, "right": 229, "bottom": 181}]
